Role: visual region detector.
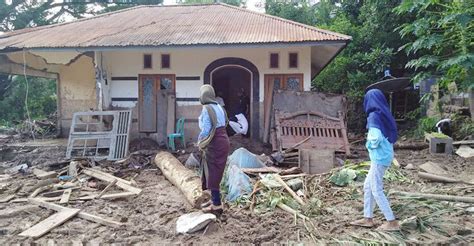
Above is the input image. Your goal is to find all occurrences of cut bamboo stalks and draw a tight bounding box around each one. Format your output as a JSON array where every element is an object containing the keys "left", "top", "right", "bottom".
[
  {"left": 154, "top": 151, "right": 210, "bottom": 208},
  {"left": 393, "top": 191, "right": 474, "bottom": 203},
  {"left": 277, "top": 203, "right": 307, "bottom": 219},
  {"left": 273, "top": 174, "right": 306, "bottom": 206}
]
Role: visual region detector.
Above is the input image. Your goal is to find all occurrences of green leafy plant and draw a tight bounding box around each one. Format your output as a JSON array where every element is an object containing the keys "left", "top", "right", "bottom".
[{"left": 395, "top": 0, "right": 474, "bottom": 90}]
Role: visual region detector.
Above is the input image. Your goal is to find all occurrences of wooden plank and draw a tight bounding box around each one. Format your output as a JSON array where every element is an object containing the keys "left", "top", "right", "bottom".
[
  {"left": 33, "top": 168, "right": 57, "bottom": 180},
  {"left": 77, "top": 192, "right": 136, "bottom": 200},
  {"left": 59, "top": 189, "right": 72, "bottom": 204},
  {"left": 29, "top": 198, "right": 125, "bottom": 228},
  {"left": 19, "top": 207, "right": 80, "bottom": 239},
  {"left": 96, "top": 179, "right": 118, "bottom": 199},
  {"left": 82, "top": 168, "right": 132, "bottom": 185},
  {"left": 82, "top": 168, "right": 141, "bottom": 195}
]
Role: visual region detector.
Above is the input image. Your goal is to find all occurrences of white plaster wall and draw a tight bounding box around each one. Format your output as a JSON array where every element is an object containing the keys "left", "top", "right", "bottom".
[{"left": 103, "top": 46, "right": 312, "bottom": 107}]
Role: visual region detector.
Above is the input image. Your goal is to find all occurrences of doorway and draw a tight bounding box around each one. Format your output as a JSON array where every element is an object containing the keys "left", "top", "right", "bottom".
[
  {"left": 204, "top": 57, "right": 260, "bottom": 139},
  {"left": 212, "top": 66, "right": 251, "bottom": 122}
]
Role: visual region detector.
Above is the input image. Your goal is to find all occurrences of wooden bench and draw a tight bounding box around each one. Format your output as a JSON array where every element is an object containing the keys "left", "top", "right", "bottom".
[{"left": 274, "top": 110, "right": 350, "bottom": 155}]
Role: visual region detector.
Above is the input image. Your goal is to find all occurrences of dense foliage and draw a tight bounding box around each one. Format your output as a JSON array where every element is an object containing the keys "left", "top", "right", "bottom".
[
  {"left": 395, "top": 0, "right": 474, "bottom": 90},
  {"left": 267, "top": 0, "right": 416, "bottom": 99},
  {"left": 0, "top": 76, "right": 56, "bottom": 126}
]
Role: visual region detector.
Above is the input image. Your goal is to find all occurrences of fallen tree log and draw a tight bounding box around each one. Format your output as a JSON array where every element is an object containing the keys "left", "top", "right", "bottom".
[
  {"left": 394, "top": 142, "right": 428, "bottom": 150},
  {"left": 154, "top": 151, "right": 209, "bottom": 208},
  {"left": 393, "top": 191, "right": 474, "bottom": 203},
  {"left": 418, "top": 172, "right": 464, "bottom": 184}
]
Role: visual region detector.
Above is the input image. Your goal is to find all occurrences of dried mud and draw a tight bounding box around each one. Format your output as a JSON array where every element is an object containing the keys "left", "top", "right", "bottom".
[{"left": 0, "top": 142, "right": 472, "bottom": 245}]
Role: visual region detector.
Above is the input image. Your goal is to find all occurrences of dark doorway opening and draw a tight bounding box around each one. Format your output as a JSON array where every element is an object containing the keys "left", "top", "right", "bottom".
[{"left": 212, "top": 66, "right": 251, "bottom": 136}]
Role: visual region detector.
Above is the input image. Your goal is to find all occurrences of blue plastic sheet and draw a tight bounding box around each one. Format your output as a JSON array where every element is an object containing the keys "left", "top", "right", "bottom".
[{"left": 225, "top": 148, "right": 265, "bottom": 202}]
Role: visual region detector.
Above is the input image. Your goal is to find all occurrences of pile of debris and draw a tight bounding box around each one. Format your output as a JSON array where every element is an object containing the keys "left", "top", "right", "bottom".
[{"left": 0, "top": 149, "right": 159, "bottom": 240}]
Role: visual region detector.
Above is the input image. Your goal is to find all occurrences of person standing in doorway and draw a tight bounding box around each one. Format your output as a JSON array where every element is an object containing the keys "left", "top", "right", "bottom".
[
  {"left": 197, "top": 85, "right": 230, "bottom": 216},
  {"left": 351, "top": 89, "right": 400, "bottom": 231}
]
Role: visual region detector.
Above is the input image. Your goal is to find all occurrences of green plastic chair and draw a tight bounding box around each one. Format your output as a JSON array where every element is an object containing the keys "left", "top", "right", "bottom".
[{"left": 168, "top": 118, "right": 186, "bottom": 151}]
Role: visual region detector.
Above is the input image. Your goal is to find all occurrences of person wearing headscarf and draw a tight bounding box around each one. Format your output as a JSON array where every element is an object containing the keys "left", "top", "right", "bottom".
[
  {"left": 351, "top": 89, "right": 400, "bottom": 231},
  {"left": 197, "top": 85, "right": 230, "bottom": 215}
]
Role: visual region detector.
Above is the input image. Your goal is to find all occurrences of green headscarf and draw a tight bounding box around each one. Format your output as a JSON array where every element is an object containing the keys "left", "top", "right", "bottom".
[{"left": 200, "top": 84, "right": 218, "bottom": 105}]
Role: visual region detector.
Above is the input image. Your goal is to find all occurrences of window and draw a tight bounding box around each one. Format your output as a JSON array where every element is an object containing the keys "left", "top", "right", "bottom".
[
  {"left": 161, "top": 54, "right": 170, "bottom": 69},
  {"left": 143, "top": 54, "right": 152, "bottom": 69},
  {"left": 289, "top": 52, "right": 298, "bottom": 68},
  {"left": 270, "top": 53, "right": 279, "bottom": 68}
]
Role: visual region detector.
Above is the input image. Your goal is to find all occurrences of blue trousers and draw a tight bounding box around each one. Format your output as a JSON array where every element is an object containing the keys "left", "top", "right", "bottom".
[{"left": 363, "top": 163, "right": 395, "bottom": 221}]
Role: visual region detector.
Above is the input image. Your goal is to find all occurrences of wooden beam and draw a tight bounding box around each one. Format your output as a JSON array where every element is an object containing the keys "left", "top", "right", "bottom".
[
  {"left": 29, "top": 198, "right": 125, "bottom": 228},
  {"left": 77, "top": 192, "right": 136, "bottom": 200},
  {"left": 96, "top": 179, "right": 117, "bottom": 199},
  {"left": 19, "top": 207, "right": 80, "bottom": 239},
  {"left": 59, "top": 188, "right": 72, "bottom": 204},
  {"left": 82, "top": 168, "right": 141, "bottom": 195},
  {"left": 0, "top": 61, "right": 57, "bottom": 79},
  {"left": 82, "top": 168, "right": 133, "bottom": 185}
]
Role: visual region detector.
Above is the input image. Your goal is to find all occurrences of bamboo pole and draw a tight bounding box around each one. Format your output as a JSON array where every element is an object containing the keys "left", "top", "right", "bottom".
[
  {"left": 273, "top": 174, "right": 306, "bottom": 206},
  {"left": 393, "top": 191, "right": 474, "bottom": 203}
]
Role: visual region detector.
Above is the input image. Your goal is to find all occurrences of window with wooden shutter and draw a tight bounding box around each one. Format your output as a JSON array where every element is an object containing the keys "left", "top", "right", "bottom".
[
  {"left": 161, "top": 54, "right": 170, "bottom": 69},
  {"left": 143, "top": 54, "right": 152, "bottom": 69},
  {"left": 270, "top": 53, "right": 279, "bottom": 68},
  {"left": 289, "top": 52, "right": 298, "bottom": 68}
]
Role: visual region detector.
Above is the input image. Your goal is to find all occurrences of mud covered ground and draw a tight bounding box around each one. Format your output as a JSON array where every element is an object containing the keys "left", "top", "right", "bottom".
[{"left": 0, "top": 139, "right": 473, "bottom": 245}]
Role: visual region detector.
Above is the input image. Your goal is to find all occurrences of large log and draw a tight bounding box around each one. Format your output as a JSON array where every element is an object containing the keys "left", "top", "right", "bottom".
[{"left": 154, "top": 151, "right": 209, "bottom": 208}]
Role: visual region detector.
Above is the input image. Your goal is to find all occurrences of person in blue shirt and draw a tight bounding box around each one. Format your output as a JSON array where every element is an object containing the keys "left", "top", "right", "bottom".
[
  {"left": 351, "top": 89, "right": 400, "bottom": 231},
  {"left": 197, "top": 85, "right": 230, "bottom": 216}
]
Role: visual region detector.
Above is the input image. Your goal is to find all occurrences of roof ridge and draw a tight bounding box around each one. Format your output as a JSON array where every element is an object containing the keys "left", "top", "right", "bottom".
[{"left": 217, "top": 3, "right": 351, "bottom": 40}]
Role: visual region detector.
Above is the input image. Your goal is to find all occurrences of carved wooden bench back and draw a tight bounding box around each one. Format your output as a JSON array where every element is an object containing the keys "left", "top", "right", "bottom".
[{"left": 275, "top": 110, "right": 350, "bottom": 155}]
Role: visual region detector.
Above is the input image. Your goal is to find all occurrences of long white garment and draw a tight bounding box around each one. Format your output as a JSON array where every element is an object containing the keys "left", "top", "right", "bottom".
[{"left": 229, "top": 113, "right": 248, "bottom": 135}]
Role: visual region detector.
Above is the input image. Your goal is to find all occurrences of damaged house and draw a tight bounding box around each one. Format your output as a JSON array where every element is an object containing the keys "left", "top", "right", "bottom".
[{"left": 0, "top": 3, "right": 350, "bottom": 144}]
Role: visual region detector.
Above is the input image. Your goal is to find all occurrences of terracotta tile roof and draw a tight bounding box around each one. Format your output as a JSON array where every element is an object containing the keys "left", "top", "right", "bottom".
[{"left": 0, "top": 3, "right": 351, "bottom": 50}]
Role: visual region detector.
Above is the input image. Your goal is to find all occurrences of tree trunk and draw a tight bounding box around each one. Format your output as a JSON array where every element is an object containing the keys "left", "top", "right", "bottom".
[{"left": 154, "top": 151, "right": 209, "bottom": 208}]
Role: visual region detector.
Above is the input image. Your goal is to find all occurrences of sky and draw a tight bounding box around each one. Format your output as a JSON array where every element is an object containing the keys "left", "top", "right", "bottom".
[{"left": 162, "top": 0, "right": 265, "bottom": 12}]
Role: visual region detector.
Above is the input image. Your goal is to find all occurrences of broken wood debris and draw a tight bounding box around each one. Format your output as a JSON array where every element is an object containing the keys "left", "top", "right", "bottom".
[
  {"left": 32, "top": 168, "right": 57, "bottom": 180},
  {"left": 0, "top": 194, "right": 15, "bottom": 203},
  {"left": 82, "top": 168, "right": 142, "bottom": 195},
  {"left": 96, "top": 179, "right": 118, "bottom": 199},
  {"left": 29, "top": 198, "right": 125, "bottom": 228},
  {"left": 19, "top": 206, "right": 81, "bottom": 239}
]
